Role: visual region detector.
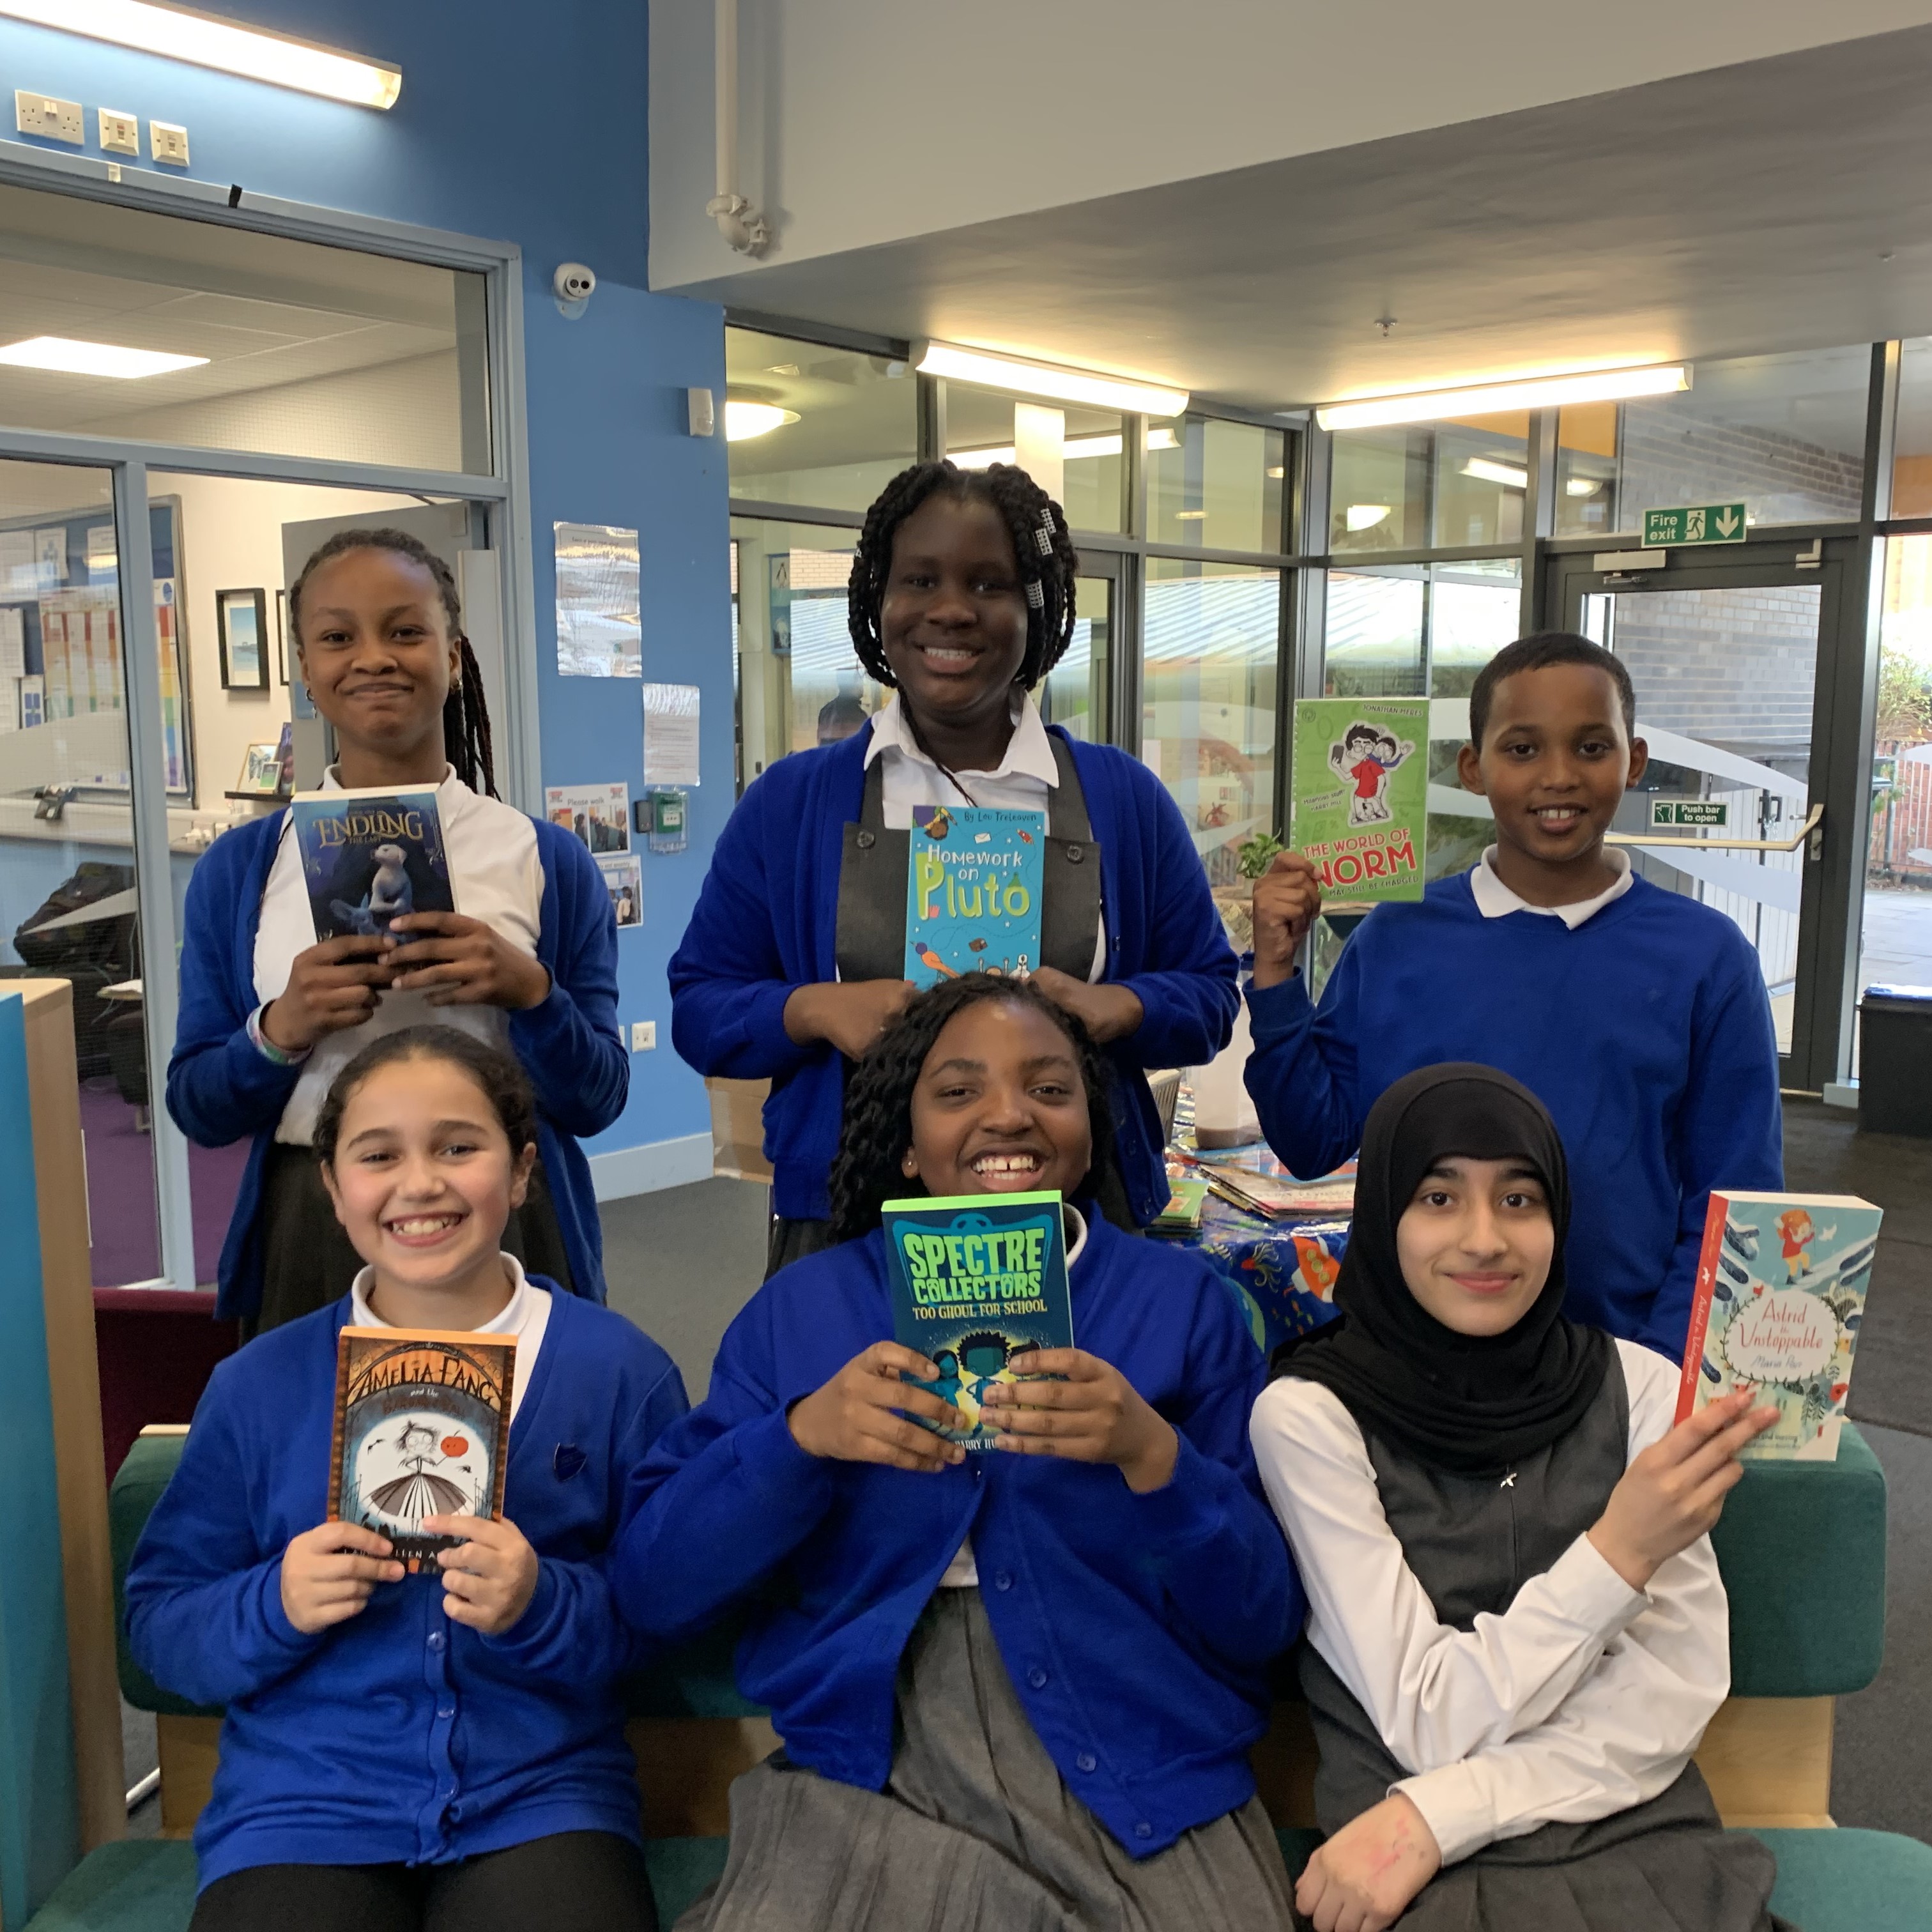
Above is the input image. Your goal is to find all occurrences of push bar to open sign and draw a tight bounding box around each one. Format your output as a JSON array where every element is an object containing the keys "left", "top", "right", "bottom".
[{"left": 1604, "top": 802, "right": 1822, "bottom": 852}]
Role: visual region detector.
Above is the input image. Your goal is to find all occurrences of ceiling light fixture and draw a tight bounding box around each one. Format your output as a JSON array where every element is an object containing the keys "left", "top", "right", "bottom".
[
  {"left": 0, "top": 0, "right": 401, "bottom": 106},
  {"left": 1565, "top": 477, "right": 1605, "bottom": 497},
  {"left": 1346, "top": 505, "right": 1392, "bottom": 532},
  {"left": 1174, "top": 509, "right": 1208, "bottom": 519},
  {"left": 1462, "top": 457, "right": 1528, "bottom": 490},
  {"left": 1317, "top": 364, "right": 1690, "bottom": 432},
  {"left": 0, "top": 335, "right": 207, "bottom": 378},
  {"left": 916, "top": 341, "right": 1188, "bottom": 418},
  {"left": 947, "top": 427, "right": 1179, "bottom": 470},
  {"left": 723, "top": 400, "right": 799, "bottom": 441}
]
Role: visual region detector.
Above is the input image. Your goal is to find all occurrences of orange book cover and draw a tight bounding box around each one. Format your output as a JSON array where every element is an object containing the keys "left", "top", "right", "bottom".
[{"left": 1674, "top": 1194, "right": 1732, "bottom": 1425}]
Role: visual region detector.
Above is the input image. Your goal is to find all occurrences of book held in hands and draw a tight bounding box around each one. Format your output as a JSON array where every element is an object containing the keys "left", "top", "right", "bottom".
[
  {"left": 903, "top": 805, "right": 1046, "bottom": 988},
  {"left": 328, "top": 1328, "right": 516, "bottom": 1570},
  {"left": 1675, "top": 1190, "right": 1882, "bottom": 1461},
  {"left": 881, "top": 1192, "right": 1074, "bottom": 1449},
  {"left": 290, "top": 784, "right": 456, "bottom": 944}
]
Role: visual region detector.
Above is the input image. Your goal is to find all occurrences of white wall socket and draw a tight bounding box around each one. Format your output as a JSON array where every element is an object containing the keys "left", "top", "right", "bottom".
[
  {"left": 15, "top": 91, "right": 83, "bottom": 146},
  {"left": 631, "top": 1021, "right": 656, "bottom": 1052},
  {"left": 149, "top": 120, "right": 190, "bottom": 167},
  {"left": 98, "top": 108, "right": 139, "bottom": 156}
]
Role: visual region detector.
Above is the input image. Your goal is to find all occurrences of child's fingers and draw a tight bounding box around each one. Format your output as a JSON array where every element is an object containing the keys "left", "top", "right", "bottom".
[
  {"left": 1678, "top": 1404, "right": 1781, "bottom": 1485},
  {"left": 860, "top": 1341, "right": 940, "bottom": 1381},
  {"left": 863, "top": 1416, "right": 961, "bottom": 1470},
  {"left": 1000, "top": 1347, "right": 1096, "bottom": 1381},
  {"left": 304, "top": 1520, "right": 394, "bottom": 1558},
  {"left": 875, "top": 1382, "right": 963, "bottom": 1430},
  {"left": 1657, "top": 1390, "right": 1756, "bottom": 1461},
  {"left": 307, "top": 1551, "right": 404, "bottom": 1584}
]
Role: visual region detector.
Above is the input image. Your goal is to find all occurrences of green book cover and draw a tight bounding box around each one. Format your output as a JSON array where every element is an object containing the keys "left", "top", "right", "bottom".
[
  {"left": 880, "top": 1191, "right": 1074, "bottom": 1449},
  {"left": 1289, "top": 696, "right": 1430, "bottom": 904}
]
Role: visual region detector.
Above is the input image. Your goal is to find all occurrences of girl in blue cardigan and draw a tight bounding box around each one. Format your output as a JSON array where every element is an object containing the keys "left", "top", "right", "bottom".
[
  {"left": 128, "top": 1025, "right": 686, "bottom": 1931},
  {"left": 670, "top": 461, "right": 1239, "bottom": 1273},
  {"left": 615, "top": 974, "right": 1303, "bottom": 1931},
  {"left": 167, "top": 528, "right": 627, "bottom": 1330}
]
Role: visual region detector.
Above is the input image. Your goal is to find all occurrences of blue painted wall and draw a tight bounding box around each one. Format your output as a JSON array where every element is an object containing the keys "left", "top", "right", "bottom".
[{"left": 0, "top": 1, "right": 733, "bottom": 1170}]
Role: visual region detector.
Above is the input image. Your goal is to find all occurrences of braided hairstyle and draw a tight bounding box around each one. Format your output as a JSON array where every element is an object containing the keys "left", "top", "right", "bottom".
[
  {"left": 288, "top": 527, "right": 498, "bottom": 798},
  {"left": 847, "top": 461, "right": 1080, "bottom": 691},
  {"left": 827, "top": 973, "right": 1116, "bottom": 1243}
]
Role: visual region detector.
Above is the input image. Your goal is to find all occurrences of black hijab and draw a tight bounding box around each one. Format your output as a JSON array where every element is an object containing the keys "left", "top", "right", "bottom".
[{"left": 1271, "top": 1062, "right": 1611, "bottom": 1475}]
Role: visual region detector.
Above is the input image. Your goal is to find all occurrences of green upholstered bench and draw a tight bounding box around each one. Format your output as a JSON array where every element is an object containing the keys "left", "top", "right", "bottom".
[{"left": 29, "top": 1420, "right": 1920, "bottom": 1931}]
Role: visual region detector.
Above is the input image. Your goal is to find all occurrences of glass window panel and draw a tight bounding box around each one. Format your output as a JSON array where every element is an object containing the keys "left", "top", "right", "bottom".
[
  {"left": 1146, "top": 417, "right": 1285, "bottom": 553},
  {"left": 1556, "top": 347, "right": 1869, "bottom": 536},
  {"left": 1431, "top": 415, "right": 1529, "bottom": 548},
  {"left": 1328, "top": 427, "right": 1427, "bottom": 553},
  {"left": 1323, "top": 567, "right": 1424, "bottom": 696},
  {"left": 1038, "top": 573, "right": 1112, "bottom": 743},
  {"left": 1142, "top": 558, "right": 1279, "bottom": 885},
  {"left": 1890, "top": 339, "right": 1932, "bottom": 519},
  {"left": 0, "top": 180, "right": 489, "bottom": 474},
  {"left": 1328, "top": 408, "right": 1528, "bottom": 553},
  {"left": 727, "top": 328, "right": 917, "bottom": 514},
  {"left": 944, "top": 386, "right": 1124, "bottom": 534}
]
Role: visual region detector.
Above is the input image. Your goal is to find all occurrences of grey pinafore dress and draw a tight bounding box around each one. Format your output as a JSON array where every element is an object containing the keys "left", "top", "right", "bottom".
[{"left": 1298, "top": 1354, "right": 1796, "bottom": 1931}]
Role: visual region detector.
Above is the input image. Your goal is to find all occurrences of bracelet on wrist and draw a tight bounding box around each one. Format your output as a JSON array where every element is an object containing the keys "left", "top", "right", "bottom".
[{"left": 247, "top": 1003, "right": 312, "bottom": 1067}]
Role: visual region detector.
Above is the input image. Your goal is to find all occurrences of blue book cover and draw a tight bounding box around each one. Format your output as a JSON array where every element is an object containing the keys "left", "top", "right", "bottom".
[
  {"left": 881, "top": 1191, "right": 1074, "bottom": 1449},
  {"left": 904, "top": 805, "right": 1046, "bottom": 988},
  {"left": 290, "top": 784, "right": 456, "bottom": 942}
]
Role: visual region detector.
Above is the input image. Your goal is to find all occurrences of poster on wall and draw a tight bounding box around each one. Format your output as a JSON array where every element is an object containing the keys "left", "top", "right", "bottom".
[
  {"left": 554, "top": 521, "right": 641, "bottom": 678},
  {"left": 544, "top": 782, "right": 630, "bottom": 854},
  {"left": 642, "top": 682, "right": 700, "bottom": 786},
  {"left": 0, "top": 529, "right": 33, "bottom": 596},
  {"left": 1288, "top": 696, "right": 1430, "bottom": 907},
  {"left": 0, "top": 606, "right": 23, "bottom": 681},
  {"left": 34, "top": 528, "right": 65, "bottom": 592},
  {"left": 597, "top": 853, "right": 642, "bottom": 928}
]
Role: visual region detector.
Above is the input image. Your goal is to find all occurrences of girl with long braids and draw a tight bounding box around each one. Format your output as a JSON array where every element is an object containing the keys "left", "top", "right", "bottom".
[
  {"left": 168, "top": 529, "right": 627, "bottom": 1331},
  {"left": 615, "top": 972, "right": 1303, "bottom": 1932},
  {"left": 671, "top": 461, "right": 1239, "bottom": 1273}
]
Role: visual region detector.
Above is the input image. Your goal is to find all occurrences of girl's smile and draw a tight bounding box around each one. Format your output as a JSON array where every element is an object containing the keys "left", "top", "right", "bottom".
[{"left": 1395, "top": 1154, "right": 1554, "bottom": 1337}]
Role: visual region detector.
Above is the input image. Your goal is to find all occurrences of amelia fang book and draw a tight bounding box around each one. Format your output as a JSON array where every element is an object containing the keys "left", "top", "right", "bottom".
[
  {"left": 328, "top": 1329, "right": 516, "bottom": 1570},
  {"left": 290, "top": 784, "right": 456, "bottom": 944},
  {"left": 1675, "top": 1190, "right": 1882, "bottom": 1460},
  {"left": 881, "top": 1192, "right": 1073, "bottom": 1448}
]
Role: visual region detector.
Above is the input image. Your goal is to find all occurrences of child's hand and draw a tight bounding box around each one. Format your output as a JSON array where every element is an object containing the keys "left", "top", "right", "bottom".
[
  {"left": 385, "top": 913, "right": 551, "bottom": 1011},
  {"left": 781, "top": 979, "right": 916, "bottom": 1060},
  {"left": 1025, "top": 968, "right": 1144, "bottom": 1044},
  {"left": 981, "top": 1349, "right": 1179, "bottom": 1493},
  {"left": 1250, "top": 850, "right": 1322, "bottom": 990},
  {"left": 788, "top": 1342, "right": 968, "bottom": 1471},
  {"left": 279, "top": 1520, "right": 404, "bottom": 1634},
  {"left": 422, "top": 1514, "right": 540, "bottom": 1635},
  {"left": 259, "top": 938, "right": 395, "bottom": 1052},
  {"left": 1295, "top": 1791, "right": 1441, "bottom": 1932},
  {"left": 1588, "top": 1390, "right": 1780, "bottom": 1591}
]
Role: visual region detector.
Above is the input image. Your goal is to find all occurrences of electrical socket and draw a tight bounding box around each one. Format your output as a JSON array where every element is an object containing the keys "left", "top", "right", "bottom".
[
  {"left": 98, "top": 108, "right": 140, "bottom": 156},
  {"left": 631, "top": 1021, "right": 656, "bottom": 1052},
  {"left": 149, "top": 120, "right": 190, "bottom": 167},
  {"left": 15, "top": 91, "right": 83, "bottom": 146}
]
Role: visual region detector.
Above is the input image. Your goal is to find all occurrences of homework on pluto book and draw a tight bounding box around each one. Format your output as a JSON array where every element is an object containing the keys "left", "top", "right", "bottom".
[{"left": 903, "top": 804, "right": 1046, "bottom": 988}]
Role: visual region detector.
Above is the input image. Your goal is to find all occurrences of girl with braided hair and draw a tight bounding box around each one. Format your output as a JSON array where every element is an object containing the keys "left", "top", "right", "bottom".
[
  {"left": 617, "top": 973, "right": 1303, "bottom": 1931},
  {"left": 672, "top": 459, "right": 1239, "bottom": 1275},
  {"left": 168, "top": 530, "right": 628, "bottom": 1331}
]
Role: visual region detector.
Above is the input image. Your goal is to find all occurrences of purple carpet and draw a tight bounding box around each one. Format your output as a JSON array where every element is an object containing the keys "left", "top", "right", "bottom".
[{"left": 79, "top": 1080, "right": 249, "bottom": 1290}]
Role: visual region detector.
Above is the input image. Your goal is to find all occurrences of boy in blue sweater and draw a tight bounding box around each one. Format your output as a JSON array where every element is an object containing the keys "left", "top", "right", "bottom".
[
  {"left": 1245, "top": 632, "right": 1781, "bottom": 1357},
  {"left": 127, "top": 1027, "right": 686, "bottom": 1932}
]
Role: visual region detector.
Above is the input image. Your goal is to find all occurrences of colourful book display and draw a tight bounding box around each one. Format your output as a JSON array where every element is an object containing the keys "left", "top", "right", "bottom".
[
  {"left": 327, "top": 1328, "right": 516, "bottom": 1571},
  {"left": 1675, "top": 1190, "right": 1881, "bottom": 1460},
  {"left": 290, "top": 784, "right": 456, "bottom": 943},
  {"left": 903, "top": 804, "right": 1046, "bottom": 988},
  {"left": 1289, "top": 696, "right": 1429, "bottom": 905},
  {"left": 881, "top": 1191, "right": 1074, "bottom": 1448}
]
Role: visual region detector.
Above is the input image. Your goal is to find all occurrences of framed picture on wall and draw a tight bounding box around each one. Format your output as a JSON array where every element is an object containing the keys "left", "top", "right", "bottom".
[
  {"left": 275, "top": 588, "right": 290, "bottom": 684},
  {"left": 218, "top": 588, "right": 270, "bottom": 691}
]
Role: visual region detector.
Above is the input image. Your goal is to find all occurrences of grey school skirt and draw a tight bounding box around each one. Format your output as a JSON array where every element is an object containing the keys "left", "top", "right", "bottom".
[{"left": 679, "top": 1589, "right": 1293, "bottom": 1932}]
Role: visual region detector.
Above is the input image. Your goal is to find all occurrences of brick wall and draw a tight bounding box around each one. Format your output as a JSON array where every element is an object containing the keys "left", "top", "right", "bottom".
[{"left": 1615, "top": 402, "right": 1863, "bottom": 530}]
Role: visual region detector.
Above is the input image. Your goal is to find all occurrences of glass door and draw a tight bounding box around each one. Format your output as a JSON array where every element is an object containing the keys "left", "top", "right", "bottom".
[
  {"left": 1549, "top": 544, "right": 1864, "bottom": 1088},
  {"left": 1038, "top": 551, "right": 1120, "bottom": 744}
]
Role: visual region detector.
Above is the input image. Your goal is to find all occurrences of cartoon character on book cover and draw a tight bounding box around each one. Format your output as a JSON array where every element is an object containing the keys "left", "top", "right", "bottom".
[
  {"left": 905, "top": 806, "right": 1046, "bottom": 988},
  {"left": 1327, "top": 720, "right": 1416, "bottom": 827},
  {"left": 293, "top": 788, "right": 456, "bottom": 944},
  {"left": 1289, "top": 696, "right": 1429, "bottom": 905}
]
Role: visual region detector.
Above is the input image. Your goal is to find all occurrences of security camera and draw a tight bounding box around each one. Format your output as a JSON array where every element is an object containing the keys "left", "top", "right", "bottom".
[{"left": 554, "top": 263, "right": 597, "bottom": 304}]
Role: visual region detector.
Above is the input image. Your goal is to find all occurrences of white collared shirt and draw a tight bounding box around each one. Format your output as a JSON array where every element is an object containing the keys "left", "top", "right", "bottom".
[
  {"left": 864, "top": 693, "right": 1106, "bottom": 983},
  {"left": 1468, "top": 845, "right": 1633, "bottom": 931},
  {"left": 348, "top": 1251, "right": 551, "bottom": 1425},
  {"left": 253, "top": 763, "right": 543, "bottom": 1144}
]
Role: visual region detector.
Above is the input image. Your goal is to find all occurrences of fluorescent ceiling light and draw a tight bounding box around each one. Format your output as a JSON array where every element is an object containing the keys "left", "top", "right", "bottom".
[
  {"left": 0, "top": 0, "right": 399, "bottom": 105},
  {"left": 917, "top": 341, "right": 1188, "bottom": 417},
  {"left": 1345, "top": 504, "right": 1392, "bottom": 532},
  {"left": 1173, "top": 509, "right": 1208, "bottom": 519},
  {"left": 1462, "top": 457, "right": 1528, "bottom": 490},
  {"left": 948, "top": 427, "right": 1179, "bottom": 470},
  {"left": 1318, "top": 364, "right": 1690, "bottom": 431},
  {"left": 0, "top": 334, "right": 206, "bottom": 378},
  {"left": 1566, "top": 477, "right": 1604, "bottom": 497},
  {"left": 724, "top": 401, "right": 799, "bottom": 441}
]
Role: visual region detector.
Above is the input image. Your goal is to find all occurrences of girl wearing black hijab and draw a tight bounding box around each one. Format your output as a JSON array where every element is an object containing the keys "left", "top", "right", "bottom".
[{"left": 1250, "top": 1064, "right": 1789, "bottom": 1932}]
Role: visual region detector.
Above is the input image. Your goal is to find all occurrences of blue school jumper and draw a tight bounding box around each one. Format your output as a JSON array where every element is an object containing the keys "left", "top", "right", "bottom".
[
  {"left": 1244, "top": 870, "right": 1782, "bottom": 1356},
  {"left": 667, "top": 724, "right": 1239, "bottom": 1227},
  {"left": 125, "top": 1289, "right": 687, "bottom": 1890},
  {"left": 167, "top": 811, "right": 627, "bottom": 1318},
  {"left": 611, "top": 1214, "right": 1303, "bottom": 1857}
]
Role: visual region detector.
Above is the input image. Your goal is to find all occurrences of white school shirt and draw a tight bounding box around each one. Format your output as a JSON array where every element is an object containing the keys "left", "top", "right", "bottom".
[
  {"left": 253, "top": 765, "right": 544, "bottom": 1145},
  {"left": 1249, "top": 1339, "right": 1729, "bottom": 1866},
  {"left": 939, "top": 1206, "right": 1089, "bottom": 1588},
  {"left": 865, "top": 693, "right": 1107, "bottom": 984},
  {"left": 1468, "top": 845, "right": 1634, "bottom": 930},
  {"left": 348, "top": 1252, "right": 551, "bottom": 1425}
]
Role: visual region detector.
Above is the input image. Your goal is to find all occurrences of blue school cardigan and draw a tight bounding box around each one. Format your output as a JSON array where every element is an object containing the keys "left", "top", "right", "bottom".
[
  {"left": 667, "top": 723, "right": 1240, "bottom": 1225},
  {"left": 125, "top": 1288, "right": 688, "bottom": 1890},
  {"left": 167, "top": 810, "right": 627, "bottom": 1318},
  {"left": 610, "top": 1213, "right": 1303, "bottom": 1857}
]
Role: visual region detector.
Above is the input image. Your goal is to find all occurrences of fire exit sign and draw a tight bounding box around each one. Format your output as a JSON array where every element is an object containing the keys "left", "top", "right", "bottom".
[
  {"left": 1649, "top": 797, "right": 1730, "bottom": 829},
  {"left": 1641, "top": 502, "right": 1747, "bottom": 546}
]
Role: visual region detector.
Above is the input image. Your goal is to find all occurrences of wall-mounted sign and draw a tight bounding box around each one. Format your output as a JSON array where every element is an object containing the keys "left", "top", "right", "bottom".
[
  {"left": 1649, "top": 797, "right": 1729, "bottom": 830},
  {"left": 1641, "top": 502, "right": 1747, "bottom": 547}
]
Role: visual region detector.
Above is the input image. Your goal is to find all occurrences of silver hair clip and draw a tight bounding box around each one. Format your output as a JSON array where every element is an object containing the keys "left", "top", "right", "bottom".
[
  {"left": 1025, "top": 580, "right": 1045, "bottom": 608},
  {"left": 1034, "top": 519, "right": 1054, "bottom": 556}
]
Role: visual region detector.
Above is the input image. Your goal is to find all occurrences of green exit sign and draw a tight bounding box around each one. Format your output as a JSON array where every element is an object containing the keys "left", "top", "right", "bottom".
[
  {"left": 1649, "top": 797, "right": 1730, "bottom": 829},
  {"left": 1641, "top": 502, "right": 1747, "bottom": 546}
]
